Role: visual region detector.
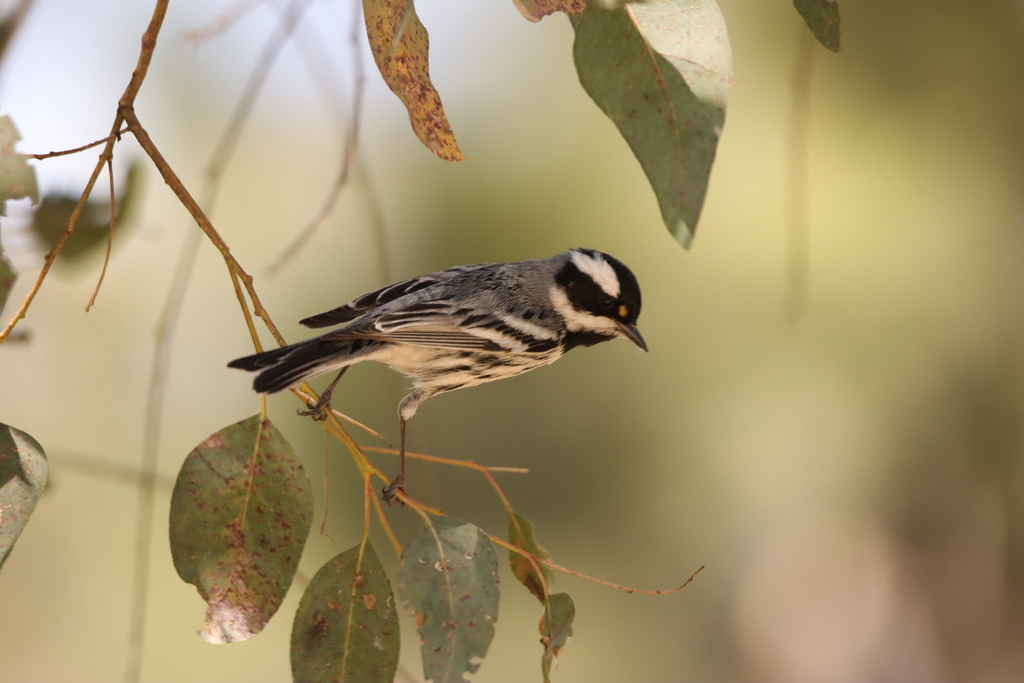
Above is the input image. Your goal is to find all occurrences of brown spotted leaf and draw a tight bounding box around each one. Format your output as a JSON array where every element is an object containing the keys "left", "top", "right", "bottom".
[
  {"left": 793, "top": 0, "right": 840, "bottom": 52},
  {"left": 511, "top": 0, "right": 584, "bottom": 23},
  {"left": 291, "top": 541, "right": 399, "bottom": 683},
  {"left": 363, "top": 0, "right": 463, "bottom": 161},
  {"left": 0, "top": 423, "right": 47, "bottom": 571},
  {"left": 169, "top": 415, "right": 313, "bottom": 643},
  {"left": 396, "top": 515, "right": 499, "bottom": 683},
  {"left": 508, "top": 511, "right": 553, "bottom": 603},
  {"left": 540, "top": 592, "right": 575, "bottom": 682}
]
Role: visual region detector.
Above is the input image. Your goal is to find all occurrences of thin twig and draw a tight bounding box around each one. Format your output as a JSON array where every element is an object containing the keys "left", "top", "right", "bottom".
[
  {"left": 0, "top": 0, "right": 165, "bottom": 346},
  {"left": 26, "top": 129, "right": 127, "bottom": 160},
  {"left": 493, "top": 534, "right": 705, "bottom": 596},
  {"left": 50, "top": 450, "right": 176, "bottom": 490},
  {"left": 115, "top": 3, "right": 171, "bottom": 680},
  {"left": 319, "top": 426, "right": 333, "bottom": 539},
  {"left": 362, "top": 446, "right": 528, "bottom": 475},
  {"left": 284, "top": 12, "right": 393, "bottom": 284},
  {"left": 0, "top": 0, "right": 35, "bottom": 66},
  {"left": 293, "top": 386, "right": 391, "bottom": 445},
  {"left": 125, "top": 4, "right": 315, "bottom": 675},
  {"left": 266, "top": 0, "right": 367, "bottom": 275},
  {"left": 205, "top": 0, "right": 314, "bottom": 193},
  {"left": 784, "top": 29, "right": 816, "bottom": 326},
  {"left": 85, "top": 158, "right": 116, "bottom": 312},
  {"left": 181, "top": 0, "right": 268, "bottom": 45}
]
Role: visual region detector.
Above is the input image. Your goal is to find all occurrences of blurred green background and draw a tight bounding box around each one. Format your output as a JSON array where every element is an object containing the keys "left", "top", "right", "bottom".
[{"left": 2, "top": 0, "right": 1024, "bottom": 681}]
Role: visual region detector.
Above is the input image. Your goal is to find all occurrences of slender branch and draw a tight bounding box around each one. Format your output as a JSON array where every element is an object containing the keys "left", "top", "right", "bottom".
[
  {"left": 784, "top": 29, "right": 816, "bottom": 326},
  {"left": 0, "top": 0, "right": 35, "bottom": 66},
  {"left": 371, "top": 490, "right": 403, "bottom": 557},
  {"left": 266, "top": 0, "right": 368, "bottom": 275},
  {"left": 0, "top": 0, "right": 168, "bottom": 346},
  {"left": 492, "top": 534, "right": 705, "bottom": 596},
  {"left": 0, "top": 140, "right": 112, "bottom": 343},
  {"left": 126, "top": 5, "right": 315, "bottom": 673},
  {"left": 26, "top": 129, "right": 128, "bottom": 160},
  {"left": 49, "top": 450, "right": 176, "bottom": 490},
  {"left": 118, "top": 4, "right": 172, "bottom": 680},
  {"left": 85, "top": 158, "right": 116, "bottom": 312},
  {"left": 319, "top": 427, "right": 333, "bottom": 539},
  {"left": 293, "top": 386, "right": 391, "bottom": 444},
  {"left": 282, "top": 10, "right": 393, "bottom": 285},
  {"left": 205, "top": 0, "right": 314, "bottom": 193},
  {"left": 181, "top": 0, "right": 268, "bottom": 45},
  {"left": 362, "top": 446, "right": 528, "bottom": 475}
]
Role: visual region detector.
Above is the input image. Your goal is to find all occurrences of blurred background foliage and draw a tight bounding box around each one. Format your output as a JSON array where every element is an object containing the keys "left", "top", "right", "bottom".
[{"left": 1, "top": 0, "right": 1024, "bottom": 681}]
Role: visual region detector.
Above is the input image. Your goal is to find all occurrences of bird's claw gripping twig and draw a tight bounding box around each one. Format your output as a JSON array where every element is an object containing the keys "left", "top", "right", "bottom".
[{"left": 382, "top": 473, "right": 406, "bottom": 506}]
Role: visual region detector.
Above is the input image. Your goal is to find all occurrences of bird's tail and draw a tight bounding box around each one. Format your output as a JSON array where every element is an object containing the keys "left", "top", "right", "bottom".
[{"left": 227, "top": 337, "right": 372, "bottom": 394}]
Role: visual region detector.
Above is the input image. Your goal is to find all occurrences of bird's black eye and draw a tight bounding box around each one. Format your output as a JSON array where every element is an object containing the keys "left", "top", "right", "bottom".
[{"left": 600, "top": 295, "right": 614, "bottom": 310}]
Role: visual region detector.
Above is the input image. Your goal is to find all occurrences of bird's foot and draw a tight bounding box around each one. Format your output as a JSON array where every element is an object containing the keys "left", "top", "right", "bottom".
[
  {"left": 382, "top": 473, "right": 406, "bottom": 506},
  {"left": 298, "top": 394, "right": 332, "bottom": 421}
]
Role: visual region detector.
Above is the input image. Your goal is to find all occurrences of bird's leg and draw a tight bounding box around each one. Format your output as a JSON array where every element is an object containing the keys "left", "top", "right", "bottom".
[
  {"left": 298, "top": 367, "right": 348, "bottom": 421},
  {"left": 382, "top": 417, "right": 407, "bottom": 505}
]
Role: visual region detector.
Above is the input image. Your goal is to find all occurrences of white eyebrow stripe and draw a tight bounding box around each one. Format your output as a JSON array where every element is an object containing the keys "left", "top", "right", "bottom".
[{"left": 570, "top": 250, "right": 620, "bottom": 298}]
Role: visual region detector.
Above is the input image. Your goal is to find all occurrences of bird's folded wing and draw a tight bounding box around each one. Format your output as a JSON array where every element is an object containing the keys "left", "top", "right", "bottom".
[
  {"left": 324, "top": 307, "right": 553, "bottom": 353},
  {"left": 299, "top": 265, "right": 492, "bottom": 329}
]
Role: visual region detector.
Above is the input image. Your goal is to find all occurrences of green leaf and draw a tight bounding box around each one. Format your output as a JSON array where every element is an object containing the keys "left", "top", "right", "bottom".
[
  {"left": 363, "top": 0, "right": 463, "bottom": 161},
  {"left": 793, "top": 0, "right": 840, "bottom": 53},
  {"left": 571, "top": 0, "right": 732, "bottom": 247},
  {"left": 31, "top": 161, "right": 142, "bottom": 265},
  {"left": 540, "top": 592, "right": 575, "bottom": 683},
  {"left": 0, "top": 423, "right": 47, "bottom": 571},
  {"left": 169, "top": 414, "right": 313, "bottom": 643},
  {"left": 396, "top": 515, "right": 500, "bottom": 683},
  {"left": 291, "top": 541, "right": 399, "bottom": 683},
  {"left": 0, "top": 115, "right": 38, "bottom": 215},
  {"left": 508, "top": 511, "right": 553, "bottom": 603}
]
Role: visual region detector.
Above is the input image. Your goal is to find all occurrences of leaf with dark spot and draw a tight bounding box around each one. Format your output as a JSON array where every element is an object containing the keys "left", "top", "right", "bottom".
[
  {"left": 571, "top": 0, "right": 732, "bottom": 247},
  {"left": 0, "top": 423, "right": 47, "bottom": 571},
  {"left": 508, "top": 511, "right": 553, "bottom": 603},
  {"left": 794, "top": 0, "right": 840, "bottom": 53},
  {"left": 169, "top": 415, "right": 313, "bottom": 643},
  {"left": 363, "top": 0, "right": 463, "bottom": 161},
  {"left": 396, "top": 516, "right": 499, "bottom": 683},
  {"left": 291, "top": 541, "right": 399, "bottom": 683},
  {"left": 540, "top": 592, "right": 575, "bottom": 683}
]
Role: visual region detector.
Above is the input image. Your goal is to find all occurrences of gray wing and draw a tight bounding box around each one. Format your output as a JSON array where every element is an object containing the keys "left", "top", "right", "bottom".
[
  {"left": 299, "top": 264, "right": 491, "bottom": 329},
  {"left": 323, "top": 299, "right": 561, "bottom": 353}
]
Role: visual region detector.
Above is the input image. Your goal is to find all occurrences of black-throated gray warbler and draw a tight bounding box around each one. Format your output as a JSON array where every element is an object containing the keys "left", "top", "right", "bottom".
[{"left": 228, "top": 248, "right": 646, "bottom": 502}]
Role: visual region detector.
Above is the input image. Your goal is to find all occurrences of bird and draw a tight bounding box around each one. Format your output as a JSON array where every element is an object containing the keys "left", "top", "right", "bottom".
[{"left": 228, "top": 248, "right": 646, "bottom": 503}]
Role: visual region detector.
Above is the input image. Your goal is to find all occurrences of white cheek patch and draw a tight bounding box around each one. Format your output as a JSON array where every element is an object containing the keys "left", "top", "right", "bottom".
[
  {"left": 549, "top": 287, "right": 619, "bottom": 333},
  {"left": 570, "top": 250, "right": 620, "bottom": 298}
]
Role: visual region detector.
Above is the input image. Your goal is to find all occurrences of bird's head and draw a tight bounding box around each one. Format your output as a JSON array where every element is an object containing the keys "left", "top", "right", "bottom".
[{"left": 551, "top": 248, "right": 646, "bottom": 351}]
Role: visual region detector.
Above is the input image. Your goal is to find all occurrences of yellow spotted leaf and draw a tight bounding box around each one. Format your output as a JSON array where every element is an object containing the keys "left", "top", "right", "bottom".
[{"left": 363, "top": 0, "right": 463, "bottom": 161}]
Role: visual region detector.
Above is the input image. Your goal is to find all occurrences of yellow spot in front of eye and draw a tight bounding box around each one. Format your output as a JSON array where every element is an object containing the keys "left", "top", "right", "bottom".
[{"left": 619, "top": 305, "right": 629, "bottom": 318}]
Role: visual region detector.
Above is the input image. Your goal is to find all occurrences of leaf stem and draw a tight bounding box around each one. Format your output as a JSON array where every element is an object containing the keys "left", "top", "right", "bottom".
[{"left": 491, "top": 533, "right": 704, "bottom": 596}]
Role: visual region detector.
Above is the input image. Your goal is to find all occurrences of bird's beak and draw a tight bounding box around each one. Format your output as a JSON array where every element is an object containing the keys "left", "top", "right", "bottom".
[{"left": 615, "top": 320, "right": 648, "bottom": 352}]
